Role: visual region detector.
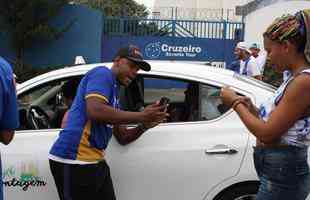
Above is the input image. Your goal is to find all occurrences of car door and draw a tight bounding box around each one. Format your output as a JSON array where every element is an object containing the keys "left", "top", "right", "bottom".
[
  {"left": 1, "top": 129, "right": 59, "bottom": 200},
  {"left": 1, "top": 76, "right": 82, "bottom": 200},
  {"left": 106, "top": 74, "right": 250, "bottom": 200}
]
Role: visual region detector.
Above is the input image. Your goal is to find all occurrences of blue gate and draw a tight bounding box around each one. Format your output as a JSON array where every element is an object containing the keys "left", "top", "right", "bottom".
[{"left": 101, "top": 17, "right": 244, "bottom": 66}]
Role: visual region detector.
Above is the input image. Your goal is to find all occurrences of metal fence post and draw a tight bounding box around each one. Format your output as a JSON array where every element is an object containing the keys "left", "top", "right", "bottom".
[
  {"left": 120, "top": 18, "right": 124, "bottom": 36},
  {"left": 172, "top": 19, "right": 176, "bottom": 37},
  {"left": 222, "top": 20, "right": 227, "bottom": 39}
]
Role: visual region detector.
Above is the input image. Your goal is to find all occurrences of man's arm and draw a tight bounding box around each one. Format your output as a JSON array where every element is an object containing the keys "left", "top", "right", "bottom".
[
  {"left": 0, "top": 73, "right": 19, "bottom": 145},
  {"left": 0, "top": 130, "right": 14, "bottom": 145},
  {"left": 253, "top": 75, "right": 263, "bottom": 80},
  {"left": 86, "top": 97, "right": 166, "bottom": 124},
  {"left": 113, "top": 124, "right": 147, "bottom": 145},
  {"left": 113, "top": 120, "right": 162, "bottom": 145}
]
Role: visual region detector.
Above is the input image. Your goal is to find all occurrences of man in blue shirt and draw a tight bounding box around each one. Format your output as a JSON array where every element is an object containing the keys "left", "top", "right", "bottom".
[
  {"left": 49, "top": 45, "right": 167, "bottom": 200},
  {"left": 0, "top": 56, "right": 20, "bottom": 200},
  {"left": 226, "top": 59, "right": 240, "bottom": 73}
]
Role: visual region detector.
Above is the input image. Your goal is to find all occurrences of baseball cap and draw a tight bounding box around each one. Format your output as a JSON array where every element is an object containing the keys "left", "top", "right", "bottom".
[
  {"left": 114, "top": 45, "right": 151, "bottom": 71},
  {"left": 249, "top": 43, "right": 260, "bottom": 49},
  {"left": 236, "top": 41, "right": 252, "bottom": 54}
]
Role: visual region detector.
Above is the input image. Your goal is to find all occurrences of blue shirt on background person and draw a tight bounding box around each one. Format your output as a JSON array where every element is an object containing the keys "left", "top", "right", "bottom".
[
  {"left": 0, "top": 56, "right": 19, "bottom": 200},
  {"left": 0, "top": 57, "right": 19, "bottom": 130},
  {"left": 226, "top": 60, "right": 240, "bottom": 73}
]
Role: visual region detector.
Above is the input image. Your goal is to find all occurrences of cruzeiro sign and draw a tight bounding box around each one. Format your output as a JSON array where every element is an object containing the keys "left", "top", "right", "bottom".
[
  {"left": 102, "top": 36, "right": 237, "bottom": 64},
  {"left": 101, "top": 17, "right": 244, "bottom": 65},
  {"left": 145, "top": 42, "right": 202, "bottom": 59}
]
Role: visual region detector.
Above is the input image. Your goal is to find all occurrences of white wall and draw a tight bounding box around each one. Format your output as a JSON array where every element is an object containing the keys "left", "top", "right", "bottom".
[
  {"left": 244, "top": 0, "right": 310, "bottom": 49},
  {"left": 153, "top": 0, "right": 248, "bottom": 9},
  {"left": 152, "top": 0, "right": 248, "bottom": 20},
  {"left": 153, "top": 0, "right": 196, "bottom": 8}
]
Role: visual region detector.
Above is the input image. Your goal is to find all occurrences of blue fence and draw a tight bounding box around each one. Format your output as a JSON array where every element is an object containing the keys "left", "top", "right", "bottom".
[
  {"left": 103, "top": 17, "right": 244, "bottom": 39},
  {"left": 102, "top": 17, "right": 244, "bottom": 65}
]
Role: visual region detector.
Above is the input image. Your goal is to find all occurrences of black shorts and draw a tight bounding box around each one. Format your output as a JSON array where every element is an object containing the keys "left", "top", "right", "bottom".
[{"left": 49, "top": 159, "right": 116, "bottom": 200}]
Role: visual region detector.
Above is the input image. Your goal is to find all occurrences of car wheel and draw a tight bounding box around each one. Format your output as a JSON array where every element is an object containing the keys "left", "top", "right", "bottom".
[{"left": 215, "top": 183, "right": 259, "bottom": 200}]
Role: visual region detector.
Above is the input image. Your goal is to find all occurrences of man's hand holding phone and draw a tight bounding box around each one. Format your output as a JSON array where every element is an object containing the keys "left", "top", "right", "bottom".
[
  {"left": 158, "top": 97, "right": 170, "bottom": 112},
  {"left": 140, "top": 97, "right": 170, "bottom": 130}
]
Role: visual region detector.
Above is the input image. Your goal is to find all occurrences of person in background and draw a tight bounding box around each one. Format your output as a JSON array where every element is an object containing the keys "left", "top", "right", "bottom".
[
  {"left": 226, "top": 45, "right": 241, "bottom": 73},
  {"left": 60, "top": 78, "right": 81, "bottom": 128},
  {"left": 220, "top": 9, "right": 310, "bottom": 200},
  {"left": 48, "top": 45, "right": 167, "bottom": 200},
  {"left": 235, "top": 41, "right": 262, "bottom": 80},
  {"left": 249, "top": 43, "right": 267, "bottom": 75},
  {"left": 0, "top": 56, "right": 20, "bottom": 200},
  {"left": 226, "top": 59, "right": 240, "bottom": 73},
  {"left": 180, "top": 83, "right": 199, "bottom": 121}
]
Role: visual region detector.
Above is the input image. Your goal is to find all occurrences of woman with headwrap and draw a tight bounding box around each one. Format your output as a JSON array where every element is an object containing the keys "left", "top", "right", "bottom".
[{"left": 220, "top": 9, "right": 310, "bottom": 200}]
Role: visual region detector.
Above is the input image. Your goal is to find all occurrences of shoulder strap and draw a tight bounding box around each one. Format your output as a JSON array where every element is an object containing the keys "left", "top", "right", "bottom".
[
  {"left": 242, "top": 58, "right": 251, "bottom": 75},
  {"left": 275, "top": 68, "right": 310, "bottom": 105},
  {"left": 300, "top": 69, "right": 310, "bottom": 74}
]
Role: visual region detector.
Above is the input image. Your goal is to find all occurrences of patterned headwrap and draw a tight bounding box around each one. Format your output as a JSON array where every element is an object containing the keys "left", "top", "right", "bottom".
[
  {"left": 301, "top": 9, "right": 310, "bottom": 63},
  {"left": 264, "top": 9, "right": 310, "bottom": 63}
]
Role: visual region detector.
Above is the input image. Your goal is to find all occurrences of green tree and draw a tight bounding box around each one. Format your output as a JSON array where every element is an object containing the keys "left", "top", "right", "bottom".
[
  {"left": 75, "top": 0, "right": 148, "bottom": 17},
  {"left": 74, "top": 0, "right": 165, "bottom": 36},
  {"left": 0, "top": 0, "right": 73, "bottom": 70}
]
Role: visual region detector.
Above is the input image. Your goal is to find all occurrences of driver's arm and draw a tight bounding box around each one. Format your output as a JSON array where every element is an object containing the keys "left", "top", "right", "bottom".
[{"left": 112, "top": 124, "right": 146, "bottom": 145}]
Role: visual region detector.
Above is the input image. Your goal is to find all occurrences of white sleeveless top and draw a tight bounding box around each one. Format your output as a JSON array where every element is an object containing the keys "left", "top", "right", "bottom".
[{"left": 258, "top": 69, "right": 310, "bottom": 147}]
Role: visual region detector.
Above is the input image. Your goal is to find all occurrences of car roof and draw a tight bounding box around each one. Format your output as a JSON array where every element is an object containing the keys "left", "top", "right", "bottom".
[{"left": 17, "top": 61, "right": 275, "bottom": 93}]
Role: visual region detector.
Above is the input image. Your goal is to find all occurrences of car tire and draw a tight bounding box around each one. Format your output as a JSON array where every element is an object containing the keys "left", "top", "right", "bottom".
[{"left": 215, "top": 183, "right": 259, "bottom": 200}]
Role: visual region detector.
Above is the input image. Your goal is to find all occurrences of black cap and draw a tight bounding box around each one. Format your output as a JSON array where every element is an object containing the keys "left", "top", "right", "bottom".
[{"left": 114, "top": 45, "right": 151, "bottom": 71}]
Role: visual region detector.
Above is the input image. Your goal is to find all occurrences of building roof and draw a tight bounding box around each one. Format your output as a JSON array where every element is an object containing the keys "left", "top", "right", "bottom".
[{"left": 236, "top": 0, "right": 293, "bottom": 16}]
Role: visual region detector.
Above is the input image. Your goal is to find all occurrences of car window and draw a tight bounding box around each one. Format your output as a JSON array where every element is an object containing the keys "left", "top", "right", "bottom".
[
  {"left": 144, "top": 77, "right": 187, "bottom": 104},
  {"left": 121, "top": 76, "right": 229, "bottom": 123},
  {"left": 19, "top": 84, "right": 55, "bottom": 106},
  {"left": 200, "top": 84, "right": 229, "bottom": 120},
  {"left": 18, "top": 76, "right": 82, "bottom": 130}
]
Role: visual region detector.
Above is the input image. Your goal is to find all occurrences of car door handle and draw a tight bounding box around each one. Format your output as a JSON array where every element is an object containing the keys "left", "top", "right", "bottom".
[{"left": 205, "top": 145, "right": 238, "bottom": 155}]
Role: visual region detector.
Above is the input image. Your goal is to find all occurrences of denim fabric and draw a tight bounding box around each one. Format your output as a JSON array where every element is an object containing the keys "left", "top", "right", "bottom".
[{"left": 254, "top": 146, "right": 310, "bottom": 200}]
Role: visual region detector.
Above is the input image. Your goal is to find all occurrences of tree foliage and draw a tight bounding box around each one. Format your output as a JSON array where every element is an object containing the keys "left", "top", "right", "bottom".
[
  {"left": 0, "top": 0, "right": 73, "bottom": 69},
  {"left": 75, "top": 0, "right": 170, "bottom": 37},
  {"left": 75, "top": 0, "right": 149, "bottom": 17}
]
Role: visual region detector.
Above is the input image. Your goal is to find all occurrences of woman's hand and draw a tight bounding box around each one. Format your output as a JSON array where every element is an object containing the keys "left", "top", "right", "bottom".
[{"left": 220, "top": 87, "right": 242, "bottom": 108}]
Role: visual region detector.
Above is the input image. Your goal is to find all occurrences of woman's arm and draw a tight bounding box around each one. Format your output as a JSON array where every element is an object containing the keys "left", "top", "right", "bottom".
[
  {"left": 221, "top": 74, "right": 310, "bottom": 144},
  {"left": 234, "top": 75, "right": 310, "bottom": 144}
]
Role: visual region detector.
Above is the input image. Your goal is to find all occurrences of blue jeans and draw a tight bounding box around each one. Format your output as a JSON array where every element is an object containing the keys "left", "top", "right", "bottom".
[{"left": 254, "top": 146, "right": 310, "bottom": 200}]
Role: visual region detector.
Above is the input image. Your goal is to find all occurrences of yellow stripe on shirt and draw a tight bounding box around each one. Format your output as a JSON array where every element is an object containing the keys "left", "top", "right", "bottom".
[
  {"left": 76, "top": 120, "right": 105, "bottom": 162},
  {"left": 85, "top": 93, "right": 109, "bottom": 103}
]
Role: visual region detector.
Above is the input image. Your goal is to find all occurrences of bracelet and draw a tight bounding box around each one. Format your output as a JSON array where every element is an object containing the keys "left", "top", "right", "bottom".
[
  {"left": 232, "top": 100, "right": 245, "bottom": 110},
  {"left": 230, "top": 98, "right": 241, "bottom": 108}
]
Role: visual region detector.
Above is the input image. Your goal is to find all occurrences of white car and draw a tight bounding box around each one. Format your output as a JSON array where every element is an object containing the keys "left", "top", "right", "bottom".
[{"left": 1, "top": 61, "right": 309, "bottom": 200}]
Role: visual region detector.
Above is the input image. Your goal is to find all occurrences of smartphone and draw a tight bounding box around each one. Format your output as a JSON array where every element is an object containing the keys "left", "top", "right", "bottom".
[{"left": 159, "top": 97, "right": 170, "bottom": 111}]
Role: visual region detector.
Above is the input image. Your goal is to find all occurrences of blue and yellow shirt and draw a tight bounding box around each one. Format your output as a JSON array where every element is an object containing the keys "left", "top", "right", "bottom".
[
  {"left": 49, "top": 66, "right": 120, "bottom": 162},
  {"left": 0, "top": 57, "right": 19, "bottom": 131}
]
